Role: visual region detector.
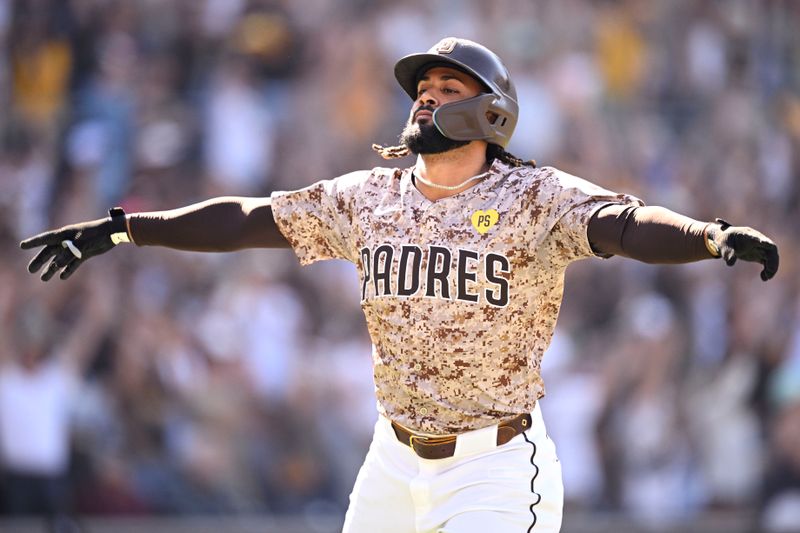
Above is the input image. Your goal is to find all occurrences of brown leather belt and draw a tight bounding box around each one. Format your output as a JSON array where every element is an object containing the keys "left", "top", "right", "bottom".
[{"left": 391, "top": 413, "right": 532, "bottom": 460}]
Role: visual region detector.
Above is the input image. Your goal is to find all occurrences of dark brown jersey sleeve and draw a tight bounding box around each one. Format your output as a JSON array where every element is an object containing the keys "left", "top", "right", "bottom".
[
  {"left": 128, "top": 197, "right": 290, "bottom": 251},
  {"left": 587, "top": 204, "right": 715, "bottom": 263}
]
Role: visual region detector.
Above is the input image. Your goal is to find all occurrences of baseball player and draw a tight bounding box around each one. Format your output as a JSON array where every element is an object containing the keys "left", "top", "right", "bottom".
[{"left": 21, "top": 38, "right": 778, "bottom": 532}]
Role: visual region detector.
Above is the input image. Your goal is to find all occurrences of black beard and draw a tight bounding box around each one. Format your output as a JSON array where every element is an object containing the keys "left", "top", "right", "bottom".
[{"left": 399, "top": 118, "right": 469, "bottom": 155}]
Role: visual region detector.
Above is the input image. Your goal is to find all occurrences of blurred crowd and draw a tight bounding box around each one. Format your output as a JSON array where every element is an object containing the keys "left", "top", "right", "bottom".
[{"left": 0, "top": 0, "right": 798, "bottom": 531}]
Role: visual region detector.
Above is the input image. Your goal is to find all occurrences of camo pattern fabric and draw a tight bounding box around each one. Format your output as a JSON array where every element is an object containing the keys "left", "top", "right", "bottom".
[{"left": 271, "top": 160, "right": 642, "bottom": 434}]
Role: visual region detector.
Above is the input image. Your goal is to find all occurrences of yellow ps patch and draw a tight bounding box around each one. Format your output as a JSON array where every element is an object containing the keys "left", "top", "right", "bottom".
[{"left": 471, "top": 209, "right": 499, "bottom": 234}]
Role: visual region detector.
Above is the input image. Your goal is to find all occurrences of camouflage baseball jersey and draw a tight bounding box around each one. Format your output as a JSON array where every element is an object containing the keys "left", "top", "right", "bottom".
[{"left": 271, "top": 160, "right": 642, "bottom": 435}]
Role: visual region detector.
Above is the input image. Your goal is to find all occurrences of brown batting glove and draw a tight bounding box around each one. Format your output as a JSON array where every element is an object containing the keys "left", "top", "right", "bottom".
[
  {"left": 20, "top": 207, "right": 132, "bottom": 281},
  {"left": 706, "top": 219, "right": 779, "bottom": 281}
]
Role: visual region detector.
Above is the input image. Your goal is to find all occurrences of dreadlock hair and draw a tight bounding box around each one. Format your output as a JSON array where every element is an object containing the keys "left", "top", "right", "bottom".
[
  {"left": 485, "top": 143, "right": 536, "bottom": 168},
  {"left": 372, "top": 143, "right": 410, "bottom": 159},
  {"left": 372, "top": 142, "right": 536, "bottom": 168}
]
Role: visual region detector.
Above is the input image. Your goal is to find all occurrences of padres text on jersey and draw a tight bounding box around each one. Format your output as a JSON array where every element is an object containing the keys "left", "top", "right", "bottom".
[{"left": 359, "top": 244, "right": 510, "bottom": 307}]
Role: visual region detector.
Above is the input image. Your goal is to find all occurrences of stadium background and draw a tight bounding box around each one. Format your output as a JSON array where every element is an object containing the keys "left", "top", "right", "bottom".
[{"left": 1, "top": 0, "right": 799, "bottom": 531}]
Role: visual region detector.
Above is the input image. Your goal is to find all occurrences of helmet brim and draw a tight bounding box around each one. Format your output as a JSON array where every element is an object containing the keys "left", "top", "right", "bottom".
[{"left": 394, "top": 53, "right": 489, "bottom": 100}]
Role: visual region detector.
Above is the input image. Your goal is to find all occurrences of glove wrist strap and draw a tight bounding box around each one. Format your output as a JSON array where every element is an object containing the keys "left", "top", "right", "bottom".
[
  {"left": 109, "top": 207, "right": 132, "bottom": 245},
  {"left": 703, "top": 222, "right": 721, "bottom": 258}
]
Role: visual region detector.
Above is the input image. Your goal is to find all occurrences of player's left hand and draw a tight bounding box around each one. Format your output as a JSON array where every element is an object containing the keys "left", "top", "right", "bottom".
[{"left": 710, "top": 219, "right": 779, "bottom": 281}]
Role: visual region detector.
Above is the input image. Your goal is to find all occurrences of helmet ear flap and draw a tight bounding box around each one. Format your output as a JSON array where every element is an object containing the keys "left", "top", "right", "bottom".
[
  {"left": 432, "top": 95, "right": 495, "bottom": 142},
  {"left": 432, "top": 94, "right": 516, "bottom": 148}
]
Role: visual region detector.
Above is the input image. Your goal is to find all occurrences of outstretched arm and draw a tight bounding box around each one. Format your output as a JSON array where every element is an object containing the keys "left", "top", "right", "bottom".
[
  {"left": 128, "top": 197, "right": 288, "bottom": 251},
  {"left": 20, "top": 197, "right": 289, "bottom": 281},
  {"left": 588, "top": 204, "right": 779, "bottom": 281}
]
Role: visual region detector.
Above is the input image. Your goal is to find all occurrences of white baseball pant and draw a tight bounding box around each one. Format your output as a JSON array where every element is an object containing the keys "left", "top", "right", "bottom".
[{"left": 342, "top": 403, "right": 564, "bottom": 532}]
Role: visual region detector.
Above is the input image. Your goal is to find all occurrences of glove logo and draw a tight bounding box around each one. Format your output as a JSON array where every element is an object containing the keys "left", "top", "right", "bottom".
[{"left": 471, "top": 209, "right": 499, "bottom": 235}]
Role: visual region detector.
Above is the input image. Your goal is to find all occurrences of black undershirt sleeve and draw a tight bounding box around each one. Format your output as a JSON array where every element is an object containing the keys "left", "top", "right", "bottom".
[
  {"left": 587, "top": 204, "right": 715, "bottom": 264},
  {"left": 128, "top": 197, "right": 290, "bottom": 251}
]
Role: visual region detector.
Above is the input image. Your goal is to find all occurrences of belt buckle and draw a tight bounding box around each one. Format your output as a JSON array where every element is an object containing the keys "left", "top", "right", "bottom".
[
  {"left": 409, "top": 434, "right": 427, "bottom": 450},
  {"left": 408, "top": 433, "right": 455, "bottom": 455}
]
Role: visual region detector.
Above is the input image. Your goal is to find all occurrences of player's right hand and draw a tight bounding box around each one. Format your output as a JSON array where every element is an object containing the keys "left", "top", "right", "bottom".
[
  {"left": 710, "top": 219, "right": 779, "bottom": 281},
  {"left": 20, "top": 207, "right": 130, "bottom": 281}
]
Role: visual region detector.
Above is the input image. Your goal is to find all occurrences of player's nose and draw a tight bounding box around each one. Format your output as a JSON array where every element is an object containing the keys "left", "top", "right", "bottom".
[{"left": 417, "top": 92, "right": 437, "bottom": 107}]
